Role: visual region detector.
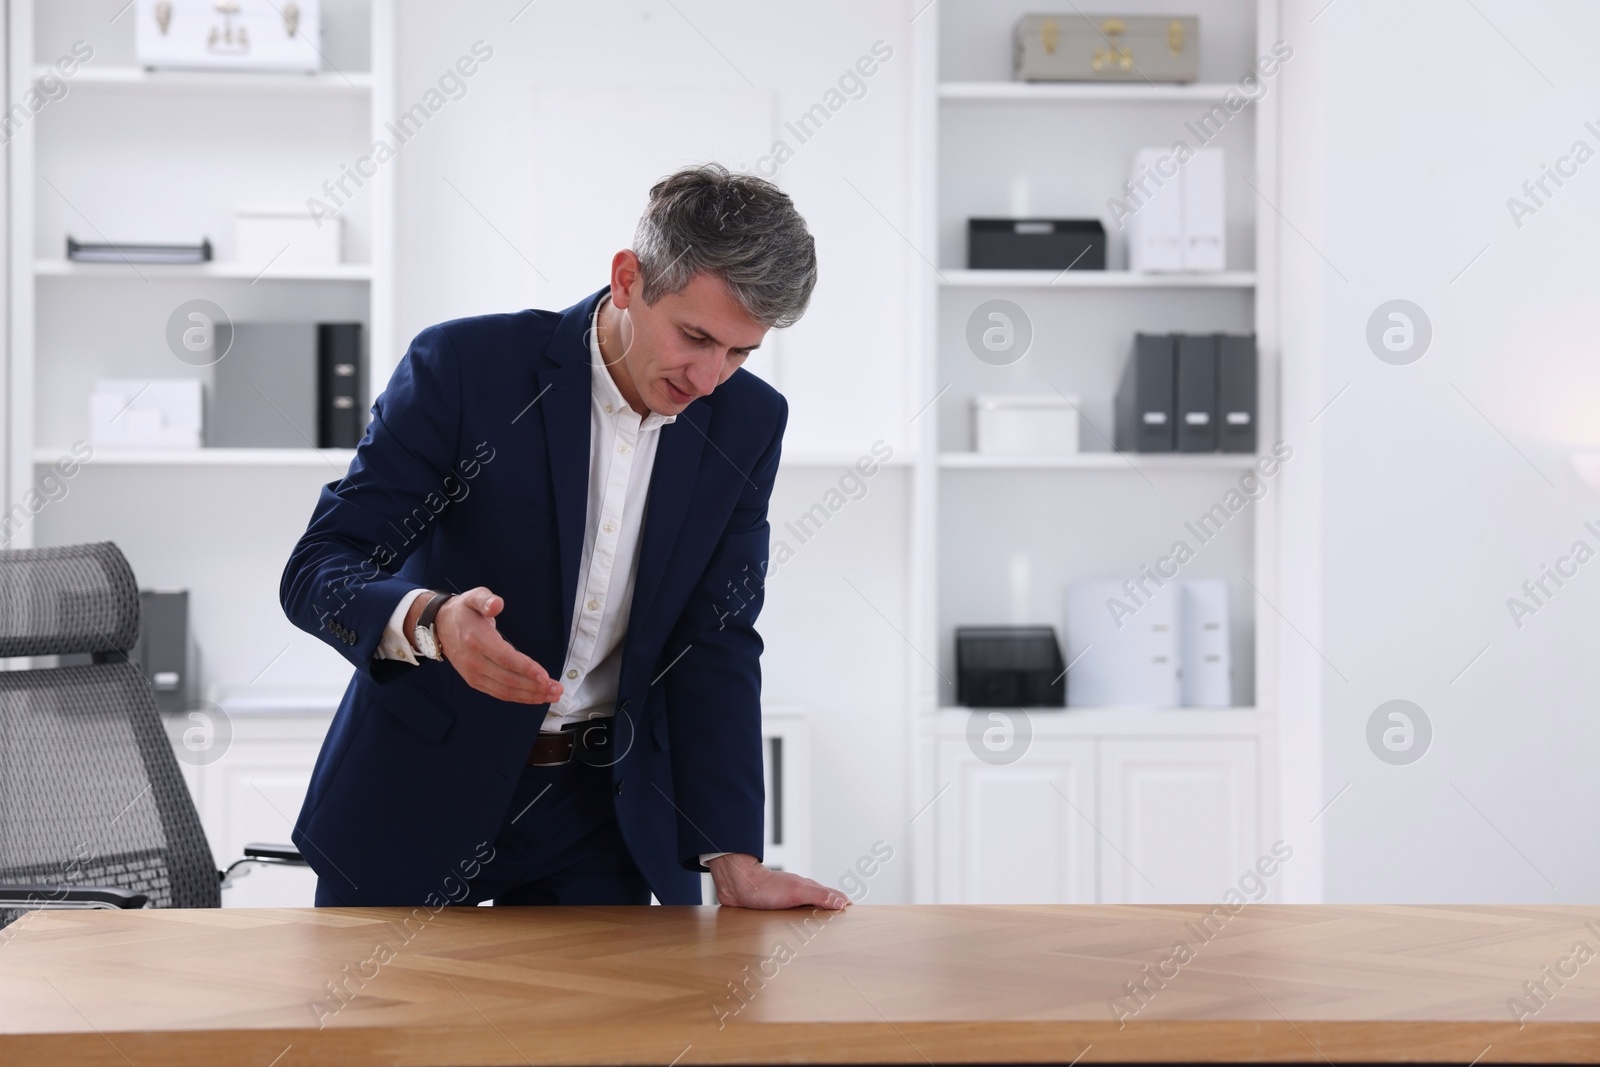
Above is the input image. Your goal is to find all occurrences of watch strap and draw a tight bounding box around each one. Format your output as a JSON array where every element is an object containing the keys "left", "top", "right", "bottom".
[{"left": 417, "top": 591, "right": 454, "bottom": 631}]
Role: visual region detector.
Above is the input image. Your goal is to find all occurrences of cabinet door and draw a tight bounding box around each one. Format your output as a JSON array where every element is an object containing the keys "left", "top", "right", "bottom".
[
  {"left": 1098, "top": 738, "right": 1257, "bottom": 904},
  {"left": 207, "top": 740, "right": 325, "bottom": 908},
  {"left": 935, "top": 735, "right": 1097, "bottom": 904}
]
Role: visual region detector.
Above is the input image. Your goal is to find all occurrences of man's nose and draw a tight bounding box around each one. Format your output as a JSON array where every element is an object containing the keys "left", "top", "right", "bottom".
[{"left": 683, "top": 352, "right": 724, "bottom": 396}]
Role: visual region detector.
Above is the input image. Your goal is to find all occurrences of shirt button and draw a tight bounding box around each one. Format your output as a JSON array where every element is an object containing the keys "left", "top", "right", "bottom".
[
  {"left": 604, "top": 403, "right": 613, "bottom": 414},
  {"left": 587, "top": 598, "right": 600, "bottom": 611},
  {"left": 602, "top": 522, "right": 615, "bottom": 534},
  {"left": 567, "top": 669, "right": 579, "bottom": 680},
  {"left": 617, "top": 443, "right": 630, "bottom": 455}
]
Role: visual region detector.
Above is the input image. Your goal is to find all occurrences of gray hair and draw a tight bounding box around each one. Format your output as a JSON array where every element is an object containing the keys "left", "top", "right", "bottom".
[{"left": 632, "top": 164, "right": 818, "bottom": 329}]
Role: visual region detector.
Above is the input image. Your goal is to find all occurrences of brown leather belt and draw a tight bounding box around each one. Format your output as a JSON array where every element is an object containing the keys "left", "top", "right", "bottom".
[
  {"left": 527, "top": 731, "right": 577, "bottom": 766},
  {"left": 527, "top": 718, "right": 612, "bottom": 766}
]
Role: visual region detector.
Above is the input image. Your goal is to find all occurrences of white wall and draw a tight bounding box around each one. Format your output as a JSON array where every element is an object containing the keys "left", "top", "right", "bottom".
[
  {"left": 384, "top": 0, "right": 921, "bottom": 897},
  {"left": 1279, "top": 0, "right": 1600, "bottom": 901}
]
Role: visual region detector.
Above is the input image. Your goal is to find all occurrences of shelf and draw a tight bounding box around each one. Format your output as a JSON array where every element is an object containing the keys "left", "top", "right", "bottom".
[
  {"left": 939, "top": 452, "right": 1258, "bottom": 471},
  {"left": 37, "top": 65, "right": 372, "bottom": 96},
  {"left": 209, "top": 684, "right": 346, "bottom": 717},
  {"left": 780, "top": 451, "right": 914, "bottom": 468},
  {"left": 43, "top": 448, "right": 915, "bottom": 471},
  {"left": 35, "top": 260, "right": 373, "bottom": 282},
  {"left": 935, "top": 706, "right": 1265, "bottom": 737},
  {"left": 941, "top": 270, "right": 1256, "bottom": 289},
  {"left": 940, "top": 81, "right": 1253, "bottom": 103},
  {"left": 35, "top": 447, "right": 355, "bottom": 467}
]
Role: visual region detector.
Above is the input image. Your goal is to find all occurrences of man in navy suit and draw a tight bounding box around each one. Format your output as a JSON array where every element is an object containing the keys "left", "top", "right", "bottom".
[{"left": 280, "top": 164, "right": 846, "bottom": 910}]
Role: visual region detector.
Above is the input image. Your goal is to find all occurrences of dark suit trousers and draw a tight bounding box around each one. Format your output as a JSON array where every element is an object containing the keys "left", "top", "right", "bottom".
[{"left": 314, "top": 758, "right": 652, "bottom": 907}]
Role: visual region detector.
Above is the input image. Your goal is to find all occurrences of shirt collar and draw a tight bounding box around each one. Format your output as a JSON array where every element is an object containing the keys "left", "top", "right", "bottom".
[{"left": 589, "top": 298, "right": 676, "bottom": 430}]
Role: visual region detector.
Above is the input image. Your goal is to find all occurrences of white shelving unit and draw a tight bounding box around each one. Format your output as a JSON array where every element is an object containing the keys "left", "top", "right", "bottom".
[
  {"left": 8, "top": 0, "right": 396, "bottom": 494},
  {"left": 4, "top": 0, "right": 397, "bottom": 901},
  {"left": 907, "top": 2, "right": 1283, "bottom": 904},
  {"left": 5, "top": 0, "right": 396, "bottom": 715}
]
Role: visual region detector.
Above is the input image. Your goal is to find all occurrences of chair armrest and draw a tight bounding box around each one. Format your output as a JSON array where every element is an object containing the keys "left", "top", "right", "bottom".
[
  {"left": 244, "top": 843, "right": 305, "bottom": 865},
  {"left": 0, "top": 884, "right": 149, "bottom": 910},
  {"left": 219, "top": 843, "right": 308, "bottom": 889}
]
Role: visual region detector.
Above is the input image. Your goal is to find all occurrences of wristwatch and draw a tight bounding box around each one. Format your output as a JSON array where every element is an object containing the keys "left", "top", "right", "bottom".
[{"left": 411, "top": 591, "right": 455, "bottom": 661}]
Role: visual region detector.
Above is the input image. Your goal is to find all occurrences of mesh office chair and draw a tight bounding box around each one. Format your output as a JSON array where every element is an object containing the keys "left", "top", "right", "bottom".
[{"left": 0, "top": 542, "right": 304, "bottom": 929}]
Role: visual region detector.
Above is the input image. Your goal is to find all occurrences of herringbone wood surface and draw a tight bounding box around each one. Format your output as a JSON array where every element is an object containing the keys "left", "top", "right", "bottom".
[{"left": 2, "top": 904, "right": 1598, "bottom": 1064}]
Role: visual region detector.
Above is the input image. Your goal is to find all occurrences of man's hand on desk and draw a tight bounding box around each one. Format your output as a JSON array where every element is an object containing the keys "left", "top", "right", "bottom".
[
  {"left": 409, "top": 587, "right": 564, "bottom": 704},
  {"left": 708, "top": 853, "right": 850, "bottom": 911}
]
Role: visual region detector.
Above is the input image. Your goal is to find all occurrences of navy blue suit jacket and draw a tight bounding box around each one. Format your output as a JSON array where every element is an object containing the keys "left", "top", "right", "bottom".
[{"left": 279, "top": 287, "right": 783, "bottom": 905}]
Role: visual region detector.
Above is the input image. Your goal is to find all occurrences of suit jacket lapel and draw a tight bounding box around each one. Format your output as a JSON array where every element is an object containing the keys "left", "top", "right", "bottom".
[
  {"left": 538, "top": 289, "right": 606, "bottom": 644},
  {"left": 538, "top": 362, "right": 588, "bottom": 643},
  {"left": 630, "top": 399, "right": 709, "bottom": 630}
]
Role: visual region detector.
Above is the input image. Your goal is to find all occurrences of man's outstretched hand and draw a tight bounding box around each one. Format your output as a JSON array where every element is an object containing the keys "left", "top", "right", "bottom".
[
  {"left": 708, "top": 853, "right": 849, "bottom": 910},
  {"left": 421, "top": 587, "right": 564, "bottom": 705}
]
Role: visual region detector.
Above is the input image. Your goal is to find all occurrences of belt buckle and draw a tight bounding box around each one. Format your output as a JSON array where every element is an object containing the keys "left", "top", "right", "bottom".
[{"left": 562, "top": 717, "right": 612, "bottom": 766}]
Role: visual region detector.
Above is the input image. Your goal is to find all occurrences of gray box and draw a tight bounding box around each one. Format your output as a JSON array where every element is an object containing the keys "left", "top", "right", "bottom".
[
  {"left": 208, "top": 322, "right": 317, "bottom": 447},
  {"left": 1015, "top": 14, "right": 1200, "bottom": 83}
]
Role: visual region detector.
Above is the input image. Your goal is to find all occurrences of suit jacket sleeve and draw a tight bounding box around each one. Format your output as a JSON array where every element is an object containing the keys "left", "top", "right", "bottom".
[
  {"left": 279, "top": 324, "right": 467, "bottom": 682},
  {"left": 662, "top": 398, "right": 787, "bottom": 871}
]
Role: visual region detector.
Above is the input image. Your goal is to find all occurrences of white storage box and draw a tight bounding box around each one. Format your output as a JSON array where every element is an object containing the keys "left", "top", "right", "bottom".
[
  {"left": 91, "top": 379, "right": 203, "bottom": 449},
  {"left": 236, "top": 206, "right": 342, "bottom": 268},
  {"left": 1127, "top": 146, "right": 1226, "bottom": 273},
  {"left": 136, "top": 0, "right": 322, "bottom": 73},
  {"left": 973, "top": 394, "right": 1080, "bottom": 454}
]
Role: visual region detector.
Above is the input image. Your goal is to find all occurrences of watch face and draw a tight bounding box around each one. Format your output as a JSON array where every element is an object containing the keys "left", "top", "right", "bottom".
[{"left": 414, "top": 626, "right": 439, "bottom": 659}]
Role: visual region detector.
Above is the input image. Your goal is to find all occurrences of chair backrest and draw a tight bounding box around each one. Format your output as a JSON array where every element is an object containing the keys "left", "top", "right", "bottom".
[{"left": 0, "top": 542, "right": 219, "bottom": 928}]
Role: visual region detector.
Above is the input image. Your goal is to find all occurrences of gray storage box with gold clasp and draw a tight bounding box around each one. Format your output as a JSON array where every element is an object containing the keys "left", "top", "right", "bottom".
[{"left": 1014, "top": 15, "right": 1200, "bottom": 83}]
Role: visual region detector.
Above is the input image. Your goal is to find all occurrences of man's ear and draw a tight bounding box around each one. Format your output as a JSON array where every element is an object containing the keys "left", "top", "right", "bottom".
[{"left": 610, "top": 249, "right": 642, "bottom": 309}]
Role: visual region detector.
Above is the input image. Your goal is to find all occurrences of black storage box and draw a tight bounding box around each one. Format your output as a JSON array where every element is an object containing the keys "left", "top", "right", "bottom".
[
  {"left": 956, "top": 626, "right": 1066, "bottom": 708},
  {"left": 968, "top": 218, "right": 1106, "bottom": 271}
]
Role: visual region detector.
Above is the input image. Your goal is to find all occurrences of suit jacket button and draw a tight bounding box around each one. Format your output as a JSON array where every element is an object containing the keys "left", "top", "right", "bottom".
[{"left": 615, "top": 780, "right": 624, "bottom": 795}]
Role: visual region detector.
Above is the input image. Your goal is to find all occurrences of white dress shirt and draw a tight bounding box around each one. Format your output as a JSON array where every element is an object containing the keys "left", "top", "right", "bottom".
[{"left": 377, "top": 298, "right": 728, "bottom": 866}]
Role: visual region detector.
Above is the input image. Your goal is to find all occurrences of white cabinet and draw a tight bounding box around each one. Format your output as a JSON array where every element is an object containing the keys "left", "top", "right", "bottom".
[
  {"left": 1098, "top": 738, "right": 1257, "bottom": 904},
  {"left": 929, "top": 711, "right": 1261, "bottom": 905},
  {"left": 171, "top": 699, "right": 809, "bottom": 908},
  {"left": 203, "top": 731, "right": 325, "bottom": 908},
  {"left": 936, "top": 736, "right": 1097, "bottom": 904},
  {"left": 164, "top": 701, "right": 334, "bottom": 909}
]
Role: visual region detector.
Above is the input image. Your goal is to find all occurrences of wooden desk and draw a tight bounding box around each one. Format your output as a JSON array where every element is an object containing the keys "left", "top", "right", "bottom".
[{"left": 2, "top": 904, "right": 1598, "bottom": 1065}]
